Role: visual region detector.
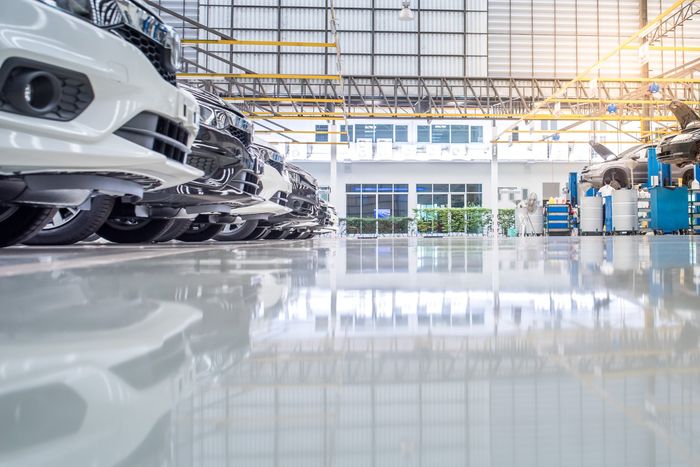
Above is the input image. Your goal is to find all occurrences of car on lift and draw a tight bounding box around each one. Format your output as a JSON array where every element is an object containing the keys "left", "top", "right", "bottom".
[
  {"left": 580, "top": 141, "right": 695, "bottom": 189},
  {"left": 215, "top": 142, "right": 293, "bottom": 242},
  {"left": 1, "top": 0, "right": 202, "bottom": 247},
  {"left": 93, "top": 86, "right": 264, "bottom": 244},
  {"left": 657, "top": 100, "right": 700, "bottom": 166}
]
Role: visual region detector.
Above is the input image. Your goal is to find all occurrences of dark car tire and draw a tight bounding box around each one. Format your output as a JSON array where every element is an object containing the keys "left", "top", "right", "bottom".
[
  {"left": 603, "top": 169, "right": 628, "bottom": 190},
  {"left": 98, "top": 218, "right": 176, "bottom": 244},
  {"left": 214, "top": 220, "right": 259, "bottom": 242},
  {"left": 155, "top": 219, "right": 193, "bottom": 243},
  {"left": 177, "top": 223, "right": 225, "bottom": 242},
  {"left": 0, "top": 205, "right": 54, "bottom": 247},
  {"left": 264, "top": 229, "right": 290, "bottom": 240},
  {"left": 25, "top": 196, "right": 115, "bottom": 245},
  {"left": 682, "top": 169, "right": 696, "bottom": 188},
  {"left": 246, "top": 227, "right": 270, "bottom": 240}
]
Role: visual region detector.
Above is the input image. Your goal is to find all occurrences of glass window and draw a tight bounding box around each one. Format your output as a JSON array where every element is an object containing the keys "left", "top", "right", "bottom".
[
  {"left": 340, "top": 124, "right": 354, "bottom": 143},
  {"left": 375, "top": 124, "right": 393, "bottom": 141},
  {"left": 431, "top": 125, "right": 450, "bottom": 144},
  {"left": 416, "top": 184, "right": 432, "bottom": 192},
  {"left": 471, "top": 126, "right": 484, "bottom": 143},
  {"left": 395, "top": 125, "right": 409, "bottom": 143},
  {"left": 346, "top": 184, "right": 362, "bottom": 193},
  {"left": 511, "top": 126, "right": 519, "bottom": 142},
  {"left": 467, "top": 193, "right": 482, "bottom": 206},
  {"left": 377, "top": 194, "right": 392, "bottom": 217},
  {"left": 450, "top": 125, "right": 469, "bottom": 143},
  {"left": 378, "top": 184, "right": 393, "bottom": 192},
  {"left": 315, "top": 125, "right": 328, "bottom": 142},
  {"left": 361, "top": 194, "right": 376, "bottom": 218},
  {"left": 451, "top": 194, "right": 465, "bottom": 208},
  {"left": 433, "top": 184, "right": 449, "bottom": 193},
  {"left": 417, "top": 194, "right": 433, "bottom": 208},
  {"left": 361, "top": 184, "right": 377, "bottom": 193},
  {"left": 417, "top": 125, "right": 430, "bottom": 143},
  {"left": 450, "top": 184, "right": 466, "bottom": 192},
  {"left": 355, "top": 124, "right": 374, "bottom": 141},
  {"left": 467, "top": 184, "right": 482, "bottom": 193},
  {"left": 394, "top": 194, "right": 408, "bottom": 217},
  {"left": 433, "top": 194, "right": 448, "bottom": 207},
  {"left": 346, "top": 195, "right": 361, "bottom": 217},
  {"left": 394, "top": 184, "right": 409, "bottom": 193}
]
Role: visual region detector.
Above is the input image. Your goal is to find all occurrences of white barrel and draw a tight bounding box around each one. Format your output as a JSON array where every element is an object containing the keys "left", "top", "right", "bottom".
[
  {"left": 612, "top": 189, "right": 638, "bottom": 232},
  {"left": 515, "top": 207, "right": 544, "bottom": 235},
  {"left": 580, "top": 196, "right": 603, "bottom": 233}
]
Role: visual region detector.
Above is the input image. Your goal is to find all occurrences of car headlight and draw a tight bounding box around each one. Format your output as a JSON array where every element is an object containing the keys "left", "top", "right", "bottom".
[
  {"left": 38, "top": 0, "right": 92, "bottom": 20},
  {"left": 214, "top": 110, "right": 228, "bottom": 130}
]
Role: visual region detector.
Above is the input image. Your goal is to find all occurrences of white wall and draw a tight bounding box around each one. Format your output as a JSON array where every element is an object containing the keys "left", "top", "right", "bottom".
[{"left": 294, "top": 160, "right": 586, "bottom": 217}]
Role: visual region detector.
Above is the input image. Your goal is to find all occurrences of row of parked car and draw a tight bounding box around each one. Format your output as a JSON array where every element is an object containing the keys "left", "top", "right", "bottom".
[
  {"left": 0, "top": 0, "right": 337, "bottom": 248},
  {"left": 581, "top": 101, "right": 700, "bottom": 189}
]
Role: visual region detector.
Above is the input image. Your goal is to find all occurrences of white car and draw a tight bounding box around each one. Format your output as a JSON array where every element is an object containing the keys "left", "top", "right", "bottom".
[
  {"left": 0, "top": 0, "right": 203, "bottom": 246},
  {"left": 215, "top": 142, "right": 293, "bottom": 241}
]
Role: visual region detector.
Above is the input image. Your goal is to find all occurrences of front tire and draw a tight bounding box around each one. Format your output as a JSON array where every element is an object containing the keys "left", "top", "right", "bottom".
[
  {"left": 155, "top": 219, "right": 192, "bottom": 242},
  {"left": 214, "top": 220, "right": 259, "bottom": 242},
  {"left": 0, "top": 205, "right": 54, "bottom": 247},
  {"left": 98, "top": 217, "right": 176, "bottom": 244},
  {"left": 25, "top": 196, "right": 115, "bottom": 246},
  {"left": 177, "top": 223, "right": 225, "bottom": 242}
]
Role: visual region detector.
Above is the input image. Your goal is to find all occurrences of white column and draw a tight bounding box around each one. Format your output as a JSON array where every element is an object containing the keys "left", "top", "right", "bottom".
[
  {"left": 490, "top": 120, "right": 499, "bottom": 236},
  {"left": 330, "top": 123, "right": 339, "bottom": 208}
]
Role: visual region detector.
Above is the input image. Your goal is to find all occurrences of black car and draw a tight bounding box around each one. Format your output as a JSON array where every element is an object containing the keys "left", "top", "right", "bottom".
[
  {"left": 96, "top": 87, "right": 265, "bottom": 243},
  {"left": 657, "top": 101, "right": 700, "bottom": 166}
]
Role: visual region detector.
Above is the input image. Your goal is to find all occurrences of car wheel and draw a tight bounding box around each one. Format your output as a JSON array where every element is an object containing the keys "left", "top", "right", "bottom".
[
  {"left": 264, "top": 229, "right": 290, "bottom": 240},
  {"left": 0, "top": 205, "right": 54, "bottom": 247},
  {"left": 24, "top": 196, "right": 115, "bottom": 245},
  {"left": 177, "top": 223, "right": 225, "bottom": 242},
  {"left": 246, "top": 227, "right": 270, "bottom": 240},
  {"left": 98, "top": 217, "right": 176, "bottom": 244},
  {"left": 603, "top": 170, "right": 627, "bottom": 190},
  {"left": 155, "top": 219, "right": 192, "bottom": 242},
  {"left": 214, "top": 220, "right": 259, "bottom": 242},
  {"left": 682, "top": 169, "right": 696, "bottom": 188}
]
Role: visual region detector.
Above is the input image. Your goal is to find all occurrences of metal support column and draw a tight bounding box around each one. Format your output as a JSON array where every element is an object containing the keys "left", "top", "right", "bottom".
[
  {"left": 491, "top": 120, "right": 499, "bottom": 236},
  {"left": 329, "top": 122, "right": 339, "bottom": 211}
]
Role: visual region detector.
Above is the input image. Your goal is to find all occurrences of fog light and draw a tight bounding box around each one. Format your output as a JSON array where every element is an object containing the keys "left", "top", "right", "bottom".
[{"left": 6, "top": 70, "right": 62, "bottom": 116}]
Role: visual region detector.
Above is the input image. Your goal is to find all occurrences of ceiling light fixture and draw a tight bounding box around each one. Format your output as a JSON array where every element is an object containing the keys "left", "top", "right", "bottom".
[{"left": 399, "top": 1, "right": 414, "bottom": 21}]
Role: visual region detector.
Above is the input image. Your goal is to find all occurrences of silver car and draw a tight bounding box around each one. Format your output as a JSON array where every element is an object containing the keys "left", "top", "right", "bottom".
[{"left": 580, "top": 142, "right": 695, "bottom": 189}]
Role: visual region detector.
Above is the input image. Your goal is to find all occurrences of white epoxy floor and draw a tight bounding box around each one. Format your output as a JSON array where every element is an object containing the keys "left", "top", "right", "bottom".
[{"left": 1, "top": 236, "right": 700, "bottom": 466}]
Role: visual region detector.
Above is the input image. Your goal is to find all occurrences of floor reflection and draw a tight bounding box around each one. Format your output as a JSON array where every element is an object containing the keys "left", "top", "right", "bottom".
[{"left": 1, "top": 236, "right": 699, "bottom": 466}]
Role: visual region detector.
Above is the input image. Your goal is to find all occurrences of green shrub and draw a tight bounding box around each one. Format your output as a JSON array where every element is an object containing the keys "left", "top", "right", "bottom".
[
  {"left": 342, "top": 217, "right": 413, "bottom": 235},
  {"left": 413, "top": 207, "right": 514, "bottom": 235}
]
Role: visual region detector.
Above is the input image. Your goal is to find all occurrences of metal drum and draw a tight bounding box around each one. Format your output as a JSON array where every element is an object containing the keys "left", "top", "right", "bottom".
[
  {"left": 515, "top": 207, "right": 544, "bottom": 235},
  {"left": 579, "top": 196, "right": 603, "bottom": 234},
  {"left": 612, "top": 189, "right": 638, "bottom": 233}
]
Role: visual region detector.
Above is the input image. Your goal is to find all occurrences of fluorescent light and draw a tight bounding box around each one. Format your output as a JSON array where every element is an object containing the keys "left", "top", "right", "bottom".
[{"left": 399, "top": 1, "right": 414, "bottom": 21}]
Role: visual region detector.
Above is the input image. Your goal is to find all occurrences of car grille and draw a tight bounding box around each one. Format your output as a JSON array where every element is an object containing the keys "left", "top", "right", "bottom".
[
  {"left": 115, "top": 112, "right": 190, "bottom": 164},
  {"left": 244, "top": 171, "right": 260, "bottom": 196},
  {"left": 271, "top": 191, "right": 288, "bottom": 206},
  {"left": 111, "top": 25, "right": 177, "bottom": 86},
  {"left": 186, "top": 155, "right": 217, "bottom": 178},
  {"left": 229, "top": 127, "right": 252, "bottom": 147}
]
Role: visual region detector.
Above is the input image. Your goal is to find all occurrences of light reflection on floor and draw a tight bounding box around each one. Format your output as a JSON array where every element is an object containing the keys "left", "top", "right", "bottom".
[{"left": 1, "top": 236, "right": 699, "bottom": 466}]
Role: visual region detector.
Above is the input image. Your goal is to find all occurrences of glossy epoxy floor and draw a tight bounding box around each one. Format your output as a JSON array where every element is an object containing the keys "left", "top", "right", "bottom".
[{"left": 2, "top": 236, "right": 700, "bottom": 467}]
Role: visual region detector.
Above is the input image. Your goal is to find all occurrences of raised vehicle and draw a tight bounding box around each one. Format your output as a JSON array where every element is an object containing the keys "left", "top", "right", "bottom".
[
  {"left": 1, "top": 0, "right": 202, "bottom": 247},
  {"left": 657, "top": 101, "right": 700, "bottom": 166},
  {"left": 581, "top": 141, "right": 695, "bottom": 189}
]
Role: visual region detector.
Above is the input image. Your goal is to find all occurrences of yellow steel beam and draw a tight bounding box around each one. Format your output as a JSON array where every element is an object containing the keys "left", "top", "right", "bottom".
[
  {"left": 493, "top": 140, "right": 633, "bottom": 144},
  {"left": 246, "top": 111, "right": 678, "bottom": 122},
  {"left": 622, "top": 45, "right": 700, "bottom": 52},
  {"left": 575, "top": 77, "right": 700, "bottom": 83},
  {"left": 182, "top": 39, "right": 336, "bottom": 48},
  {"left": 549, "top": 98, "right": 700, "bottom": 105},
  {"left": 224, "top": 97, "right": 345, "bottom": 103},
  {"left": 256, "top": 130, "right": 347, "bottom": 135},
  {"left": 177, "top": 73, "right": 341, "bottom": 81},
  {"left": 509, "top": 129, "right": 673, "bottom": 134}
]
